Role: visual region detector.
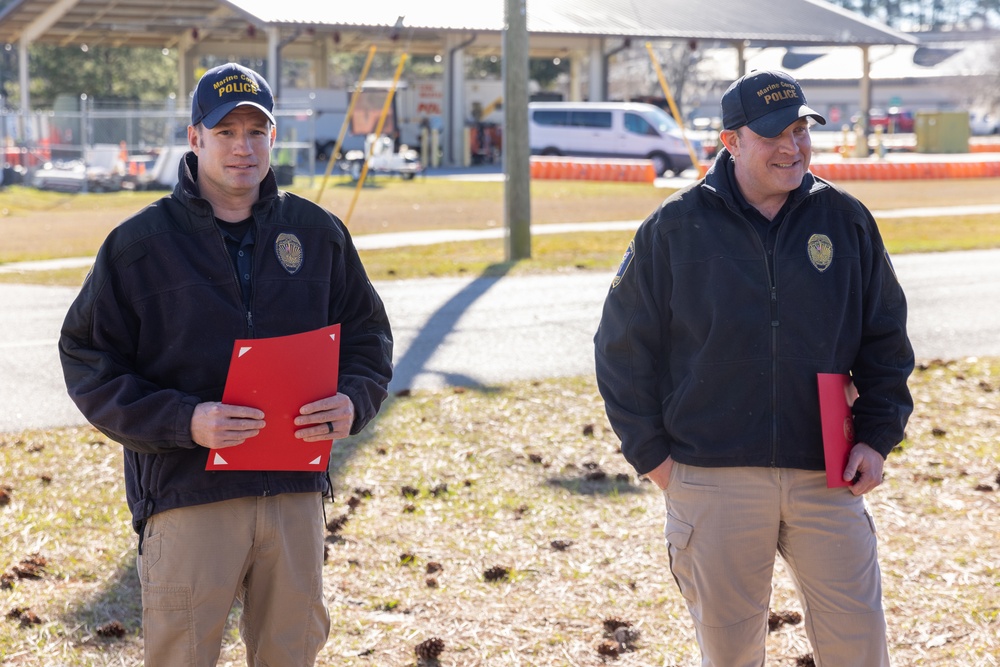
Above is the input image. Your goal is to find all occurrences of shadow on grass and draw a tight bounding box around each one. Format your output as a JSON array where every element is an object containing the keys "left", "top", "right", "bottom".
[
  {"left": 332, "top": 177, "right": 385, "bottom": 189},
  {"left": 546, "top": 474, "right": 645, "bottom": 496},
  {"left": 329, "top": 262, "right": 517, "bottom": 486},
  {"left": 63, "top": 552, "right": 142, "bottom": 641}
]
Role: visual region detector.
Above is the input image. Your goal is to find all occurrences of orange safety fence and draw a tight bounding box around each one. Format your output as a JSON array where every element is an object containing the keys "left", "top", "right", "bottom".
[
  {"left": 969, "top": 141, "right": 1000, "bottom": 153},
  {"left": 810, "top": 159, "right": 1000, "bottom": 181},
  {"left": 529, "top": 156, "right": 656, "bottom": 183}
]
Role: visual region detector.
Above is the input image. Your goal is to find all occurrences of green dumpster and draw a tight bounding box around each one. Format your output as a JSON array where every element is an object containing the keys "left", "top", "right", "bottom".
[{"left": 915, "top": 111, "right": 970, "bottom": 154}]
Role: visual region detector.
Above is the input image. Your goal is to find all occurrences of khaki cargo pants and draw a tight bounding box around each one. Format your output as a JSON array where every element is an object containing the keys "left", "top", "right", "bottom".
[
  {"left": 663, "top": 464, "right": 891, "bottom": 667},
  {"left": 137, "top": 493, "right": 330, "bottom": 666}
]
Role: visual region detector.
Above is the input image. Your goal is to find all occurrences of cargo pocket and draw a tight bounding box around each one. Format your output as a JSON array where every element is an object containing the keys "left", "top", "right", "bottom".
[{"left": 140, "top": 583, "right": 197, "bottom": 664}]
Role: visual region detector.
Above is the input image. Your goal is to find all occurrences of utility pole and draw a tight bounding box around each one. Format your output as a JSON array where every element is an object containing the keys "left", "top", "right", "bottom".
[{"left": 503, "top": 0, "right": 531, "bottom": 260}]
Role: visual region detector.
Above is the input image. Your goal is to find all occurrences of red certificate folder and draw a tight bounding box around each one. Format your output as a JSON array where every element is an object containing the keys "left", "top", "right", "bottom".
[
  {"left": 817, "top": 373, "right": 858, "bottom": 488},
  {"left": 206, "top": 324, "right": 341, "bottom": 471}
]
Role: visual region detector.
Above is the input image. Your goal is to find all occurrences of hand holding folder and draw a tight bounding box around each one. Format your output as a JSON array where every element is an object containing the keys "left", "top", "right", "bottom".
[
  {"left": 206, "top": 324, "right": 341, "bottom": 471},
  {"left": 817, "top": 373, "right": 858, "bottom": 488}
]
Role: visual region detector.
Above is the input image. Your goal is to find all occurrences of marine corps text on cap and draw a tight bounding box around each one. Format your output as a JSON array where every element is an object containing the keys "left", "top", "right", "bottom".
[
  {"left": 191, "top": 63, "right": 276, "bottom": 129},
  {"left": 721, "top": 69, "right": 826, "bottom": 138}
]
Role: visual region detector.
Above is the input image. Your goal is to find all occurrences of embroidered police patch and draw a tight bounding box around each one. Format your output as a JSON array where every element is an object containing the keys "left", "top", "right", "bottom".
[
  {"left": 807, "top": 233, "right": 833, "bottom": 273},
  {"left": 611, "top": 240, "right": 635, "bottom": 288},
  {"left": 275, "top": 232, "right": 303, "bottom": 274}
]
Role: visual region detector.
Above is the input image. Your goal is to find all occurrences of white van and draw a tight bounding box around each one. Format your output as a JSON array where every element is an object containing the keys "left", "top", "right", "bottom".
[{"left": 528, "top": 101, "right": 702, "bottom": 176}]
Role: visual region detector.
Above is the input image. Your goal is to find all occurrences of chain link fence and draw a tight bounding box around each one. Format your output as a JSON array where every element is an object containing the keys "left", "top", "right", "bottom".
[{"left": 1, "top": 101, "right": 317, "bottom": 191}]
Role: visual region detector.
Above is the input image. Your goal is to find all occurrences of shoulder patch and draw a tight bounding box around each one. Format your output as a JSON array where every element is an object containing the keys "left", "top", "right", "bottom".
[
  {"left": 611, "top": 240, "right": 635, "bottom": 288},
  {"left": 807, "top": 233, "right": 833, "bottom": 273},
  {"left": 275, "top": 232, "right": 303, "bottom": 274}
]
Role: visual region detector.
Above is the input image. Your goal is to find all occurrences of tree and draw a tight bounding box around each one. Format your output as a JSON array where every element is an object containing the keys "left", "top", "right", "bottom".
[
  {"left": 608, "top": 40, "right": 710, "bottom": 123},
  {"left": 826, "top": 0, "right": 1000, "bottom": 30},
  {"left": 5, "top": 45, "right": 177, "bottom": 108}
]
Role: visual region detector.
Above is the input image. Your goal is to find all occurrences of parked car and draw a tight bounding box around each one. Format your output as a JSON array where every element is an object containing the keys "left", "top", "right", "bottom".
[
  {"left": 969, "top": 111, "right": 999, "bottom": 136},
  {"left": 528, "top": 101, "right": 702, "bottom": 176},
  {"left": 851, "top": 107, "right": 915, "bottom": 133}
]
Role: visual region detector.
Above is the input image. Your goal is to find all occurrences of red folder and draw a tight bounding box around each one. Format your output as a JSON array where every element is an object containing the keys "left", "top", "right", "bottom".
[
  {"left": 817, "top": 373, "right": 858, "bottom": 488},
  {"left": 206, "top": 324, "right": 341, "bottom": 471}
]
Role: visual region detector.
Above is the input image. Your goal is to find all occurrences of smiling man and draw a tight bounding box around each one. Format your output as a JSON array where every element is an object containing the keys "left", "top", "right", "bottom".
[
  {"left": 594, "top": 70, "right": 914, "bottom": 666},
  {"left": 60, "top": 63, "right": 393, "bottom": 665}
]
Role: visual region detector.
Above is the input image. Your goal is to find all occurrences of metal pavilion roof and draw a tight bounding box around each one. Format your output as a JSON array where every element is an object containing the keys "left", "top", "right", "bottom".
[
  {"left": 0, "top": 0, "right": 248, "bottom": 49},
  {"left": 226, "top": 0, "right": 918, "bottom": 46},
  {"left": 0, "top": 0, "right": 917, "bottom": 50}
]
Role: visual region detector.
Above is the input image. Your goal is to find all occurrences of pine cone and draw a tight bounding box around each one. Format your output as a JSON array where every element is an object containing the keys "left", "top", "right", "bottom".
[
  {"left": 596, "top": 639, "right": 620, "bottom": 657},
  {"left": 96, "top": 620, "right": 127, "bottom": 638},
  {"left": 613, "top": 625, "right": 640, "bottom": 649},
  {"left": 13, "top": 555, "right": 47, "bottom": 579},
  {"left": 780, "top": 610, "right": 802, "bottom": 625},
  {"left": 415, "top": 636, "right": 445, "bottom": 660},
  {"left": 8, "top": 607, "right": 41, "bottom": 626},
  {"left": 602, "top": 616, "right": 632, "bottom": 633},
  {"left": 769, "top": 609, "right": 803, "bottom": 631},
  {"left": 483, "top": 565, "right": 510, "bottom": 582},
  {"left": 326, "top": 514, "right": 349, "bottom": 535}
]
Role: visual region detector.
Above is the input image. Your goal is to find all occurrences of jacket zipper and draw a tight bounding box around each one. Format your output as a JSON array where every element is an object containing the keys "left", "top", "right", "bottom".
[
  {"left": 766, "top": 196, "right": 807, "bottom": 467},
  {"left": 768, "top": 283, "right": 780, "bottom": 466},
  {"left": 215, "top": 212, "right": 268, "bottom": 495},
  {"left": 246, "top": 215, "right": 266, "bottom": 495},
  {"left": 707, "top": 177, "right": 814, "bottom": 468},
  {"left": 725, "top": 200, "right": 781, "bottom": 466}
]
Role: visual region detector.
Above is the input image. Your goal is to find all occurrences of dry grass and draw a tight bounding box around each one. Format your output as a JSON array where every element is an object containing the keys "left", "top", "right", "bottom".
[
  {"left": 2, "top": 360, "right": 997, "bottom": 666},
  {"left": 0, "top": 178, "right": 668, "bottom": 265},
  {"left": 3, "top": 176, "right": 1000, "bottom": 286}
]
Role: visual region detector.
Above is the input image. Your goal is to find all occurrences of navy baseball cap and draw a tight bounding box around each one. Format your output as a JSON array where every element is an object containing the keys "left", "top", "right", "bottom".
[
  {"left": 721, "top": 70, "right": 826, "bottom": 138},
  {"left": 191, "top": 63, "right": 275, "bottom": 129}
]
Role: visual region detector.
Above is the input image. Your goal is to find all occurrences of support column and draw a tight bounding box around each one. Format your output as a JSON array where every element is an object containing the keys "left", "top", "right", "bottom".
[
  {"left": 178, "top": 50, "right": 193, "bottom": 109},
  {"left": 18, "top": 40, "right": 29, "bottom": 122},
  {"left": 735, "top": 40, "right": 748, "bottom": 78},
  {"left": 267, "top": 27, "right": 280, "bottom": 96},
  {"left": 314, "top": 38, "right": 330, "bottom": 88},
  {"left": 588, "top": 38, "right": 605, "bottom": 101},
  {"left": 503, "top": 0, "right": 531, "bottom": 260},
  {"left": 856, "top": 45, "right": 872, "bottom": 157},
  {"left": 569, "top": 52, "right": 582, "bottom": 101},
  {"left": 443, "top": 34, "right": 474, "bottom": 166}
]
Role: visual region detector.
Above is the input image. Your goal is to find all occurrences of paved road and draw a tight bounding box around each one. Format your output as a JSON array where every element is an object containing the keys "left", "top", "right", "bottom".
[{"left": 2, "top": 248, "right": 999, "bottom": 433}]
